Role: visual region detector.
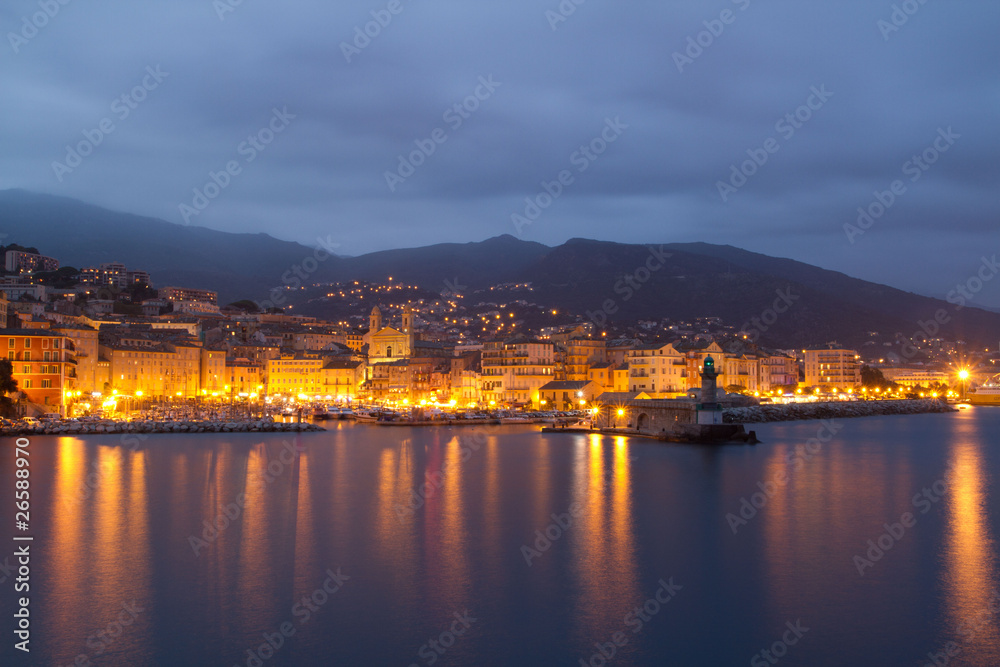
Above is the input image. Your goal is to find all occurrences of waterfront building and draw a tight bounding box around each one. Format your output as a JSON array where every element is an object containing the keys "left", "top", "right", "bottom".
[
  {"left": 1, "top": 327, "right": 75, "bottom": 412},
  {"left": 266, "top": 353, "right": 325, "bottom": 396},
  {"left": 804, "top": 348, "right": 861, "bottom": 390},
  {"left": 626, "top": 342, "right": 686, "bottom": 394},
  {"left": 538, "top": 380, "right": 599, "bottom": 411},
  {"left": 481, "top": 336, "right": 555, "bottom": 407},
  {"left": 51, "top": 323, "right": 99, "bottom": 394},
  {"left": 321, "top": 359, "right": 364, "bottom": 400}
]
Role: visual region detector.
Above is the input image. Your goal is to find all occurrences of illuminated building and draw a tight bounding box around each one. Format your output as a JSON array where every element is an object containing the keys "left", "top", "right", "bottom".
[{"left": 1, "top": 327, "right": 76, "bottom": 412}]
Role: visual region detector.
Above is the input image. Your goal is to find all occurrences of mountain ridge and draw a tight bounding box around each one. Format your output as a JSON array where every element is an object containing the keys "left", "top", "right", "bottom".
[{"left": 2, "top": 189, "right": 997, "bottom": 349}]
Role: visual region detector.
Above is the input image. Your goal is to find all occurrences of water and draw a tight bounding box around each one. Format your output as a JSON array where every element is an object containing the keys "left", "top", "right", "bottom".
[{"left": 3, "top": 407, "right": 1000, "bottom": 666}]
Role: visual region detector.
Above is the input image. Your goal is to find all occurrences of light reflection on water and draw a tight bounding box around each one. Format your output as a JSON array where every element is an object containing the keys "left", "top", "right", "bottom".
[{"left": 2, "top": 409, "right": 1000, "bottom": 665}]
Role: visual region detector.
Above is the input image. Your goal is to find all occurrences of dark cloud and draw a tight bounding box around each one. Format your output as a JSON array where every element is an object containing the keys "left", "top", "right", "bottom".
[{"left": 1, "top": 0, "right": 998, "bottom": 304}]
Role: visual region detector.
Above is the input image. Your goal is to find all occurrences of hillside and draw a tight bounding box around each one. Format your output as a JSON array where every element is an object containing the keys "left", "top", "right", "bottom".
[{"left": 2, "top": 190, "right": 998, "bottom": 349}]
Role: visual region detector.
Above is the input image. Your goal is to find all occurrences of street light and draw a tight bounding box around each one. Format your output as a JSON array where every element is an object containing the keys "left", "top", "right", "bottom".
[{"left": 959, "top": 369, "right": 970, "bottom": 401}]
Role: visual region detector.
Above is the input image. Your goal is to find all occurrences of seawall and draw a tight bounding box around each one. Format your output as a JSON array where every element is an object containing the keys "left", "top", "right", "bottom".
[
  {"left": 723, "top": 399, "right": 955, "bottom": 424},
  {"left": 3, "top": 419, "right": 325, "bottom": 437}
]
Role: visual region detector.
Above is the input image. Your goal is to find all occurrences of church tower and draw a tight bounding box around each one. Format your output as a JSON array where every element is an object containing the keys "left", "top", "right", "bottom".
[
  {"left": 401, "top": 306, "right": 413, "bottom": 335},
  {"left": 369, "top": 306, "right": 382, "bottom": 334}
]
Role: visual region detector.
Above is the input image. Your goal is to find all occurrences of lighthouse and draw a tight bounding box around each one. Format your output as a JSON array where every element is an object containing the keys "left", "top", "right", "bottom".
[{"left": 697, "top": 356, "right": 723, "bottom": 425}]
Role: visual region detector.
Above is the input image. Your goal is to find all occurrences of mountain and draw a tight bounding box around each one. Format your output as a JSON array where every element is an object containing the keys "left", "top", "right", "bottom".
[
  {"left": 2, "top": 189, "right": 998, "bottom": 349},
  {"left": 0, "top": 189, "right": 339, "bottom": 304}
]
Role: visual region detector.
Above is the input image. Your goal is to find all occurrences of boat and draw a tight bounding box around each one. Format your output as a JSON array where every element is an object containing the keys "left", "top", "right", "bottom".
[{"left": 967, "top": 385, "right": 1000, "bottom": 406}]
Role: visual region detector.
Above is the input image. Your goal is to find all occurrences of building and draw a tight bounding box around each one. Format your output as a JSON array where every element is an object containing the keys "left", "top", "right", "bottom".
[
  {"left": 51, "top": 324, "right": 99, "bottom": 394},
  {"left": 759, "top": 354, "right": 799, "bottom": 393},
  {"left": 321, "top": 359, "right": 364, "bottom": 400},
  {"left": 1, "top": 327, "right": 75, "bottom": 412},
  {"left": 4, "top": 250, "right": 59, "bottom": 274},
  {"left": 804, "top": 348, "right": 861, "bottom": 390},
  {"left": 159, "top": 286, "right": 219, "bottom": 305},
  {"left": 562, "top": 337, "right": 606, "bottom": 382},
  {"left": 224, "top": 358, "right": 264, "bottom": 395},
  {"left": 100, "top": 339, "right": 202, "bottom": 398},
  {"left": 880, "top": 368, "right": 950, "bottom": 389},
  {"left": 266, "top": 353, "right": 325, "bottom": 396},
  {"left": 626, "top": 342, "right": 687, "bottom": 394},
  {"left": 481, "top": 336, "right": 555, "bottom": 407},
  {"left": 538, "top": 380, "right": 599, "bottom": 411},
  {"left": 365, "top": 306, "right": 414, "bottom": 363},
  {"left": 0, "top": 277, "right": 47, "bottom": 302}
]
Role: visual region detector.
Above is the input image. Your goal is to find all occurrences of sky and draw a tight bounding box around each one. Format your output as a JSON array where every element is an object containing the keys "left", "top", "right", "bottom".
[{"left": 2, "top": 1, "right": 998, "bottom": 305}]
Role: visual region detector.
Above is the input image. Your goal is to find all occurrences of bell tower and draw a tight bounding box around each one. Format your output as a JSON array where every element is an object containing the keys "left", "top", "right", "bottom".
[
  {"left": 402, "top": 306, "right": 413, "bottom": 335},
  {"left": 369, "top": 306, "right": 382, "bottom": 333}
]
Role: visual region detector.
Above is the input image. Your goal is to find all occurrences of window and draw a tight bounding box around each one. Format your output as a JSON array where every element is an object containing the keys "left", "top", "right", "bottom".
[
  {"left": 24, "top": 338, "right": 31, "bottom": 348},
  {"left": 7, "top": 339, "right": 12, "bottom": 349},
  {"left": 24, "top": 379, "right": 32, "bottom": 389},
  {"left": 43, "top": 351, "right": 50, "bottom": 361},
  {"left": 22, "top": 365, "right": 30, "bottom": 374},
  {"left": 41, "top": 379, "right": 51, "bottom": 388}
]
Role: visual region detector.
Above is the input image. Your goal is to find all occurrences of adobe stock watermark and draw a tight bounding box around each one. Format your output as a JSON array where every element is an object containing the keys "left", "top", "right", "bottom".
[
  {"left": 7, "top": 0, "right": 73, "bottom": 53},
  {"left": 255, "top": 235, "right": 341, "bottom": 312},
  {"left": 739, "top": 287, "right": 798, "bottom": 342},
  {"left": 853, "top": 471, "right": 949, "bottom": 576},
  {"left": 512, "top": 117, "right": 629, "bottom": 236},
  {"left": 521, "top": 501, "right": 584, "bottom": 566},
  {"left": 545, "top": 0, "right": 587, "bottom": 31},
  {"left": 717, "top": 85, "right": 833, "bottom": 202},
  {"left": 58, "top": 600, "right": 145, "bottom": 667},
  {"left": 896, "top": 253, "right": 999, "bottom": 360},
  {"left": 178, "top": 107, "right": 295, "bottom": 224},
  {"left": 921, "top": 589, "right": 1000, "bottom": 667},
  {"left": 441, "top": 277, "right": 468, "bottom": 298},
  {"left": 727, "top": 420, "right": 842, "bottom": 534},
  {"left": 750, "top": 620, "right": 809, "bottom": 667},
  {"left": 188, "top": 440, "right": 302, "bottom": 556},
  {"left": 51, "top": 66, "right": 169, "bottom": 182},
  {"left": 877, "top": 0, "right": 933, "bottom": 41},
  {"left": 394, "top": 426, "right": 493, "bottom": 521},
  {"left": 672, "top": 0, "right": 751, "bottom": 73},
  {"left": 586, "top": 245, "right": 672, "bottom": 329},
  {"left": 407, "top": 610, "right": 477, "bottom": 667},
  {"left": 234, "top": 567, "right": 349, "bottom": 667},
  {"left": 580, "top": 578, "right": 683, "bottom": 667},
  {"left": 385, "top": 75, "right": 502, "bottom": 193},
  {"left": 341, "top": 0, "right": 411, "bottom": 63},
  {"left": 844, "top": 126, "right": 959, "bottom": 244},
  {"left": 213, "top": 0, "right": 248, "bottom": 21}
]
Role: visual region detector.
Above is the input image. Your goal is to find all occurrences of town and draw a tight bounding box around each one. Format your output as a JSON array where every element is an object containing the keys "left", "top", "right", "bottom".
[{"left": 0, "top": 244, "right": 991, "bottom": 420}]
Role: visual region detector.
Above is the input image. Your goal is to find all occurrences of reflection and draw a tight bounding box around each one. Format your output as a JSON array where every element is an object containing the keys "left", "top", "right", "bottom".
[
  {"left": 571, "top": 435, "right": 640, "bottom": 644},
  {"left": 942, "top": 415, "right": 1000, "bottom": 663},
  {"left": 49, "top": 438, "right": 152, "bottom": 664}
]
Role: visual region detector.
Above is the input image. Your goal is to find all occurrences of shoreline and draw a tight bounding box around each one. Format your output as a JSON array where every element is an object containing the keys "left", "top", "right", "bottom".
[
  {"left": 723, "top": 398, "right": 956, "bottom": 424},
  {"left": 2, "top": 419, "right": 326, "bottom": 437}
]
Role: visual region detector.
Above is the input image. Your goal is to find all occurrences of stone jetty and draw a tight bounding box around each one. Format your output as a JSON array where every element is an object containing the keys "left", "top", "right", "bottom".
[
  {"left": 3, "top": 419, "right": 325, "bottom": 437},
  {"left": 723, "top": 398, "right": 955, "bottom": 424}
]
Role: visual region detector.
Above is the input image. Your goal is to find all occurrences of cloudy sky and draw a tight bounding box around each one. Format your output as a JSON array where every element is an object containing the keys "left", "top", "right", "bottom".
[{"left": 2, "top": 1, "right": 998, "bottom": 305}]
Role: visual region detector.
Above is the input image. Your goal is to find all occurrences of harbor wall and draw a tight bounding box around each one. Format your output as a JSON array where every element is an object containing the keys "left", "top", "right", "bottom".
[{"left": 723, "top": 399, "right": 954, "bottom": 424}]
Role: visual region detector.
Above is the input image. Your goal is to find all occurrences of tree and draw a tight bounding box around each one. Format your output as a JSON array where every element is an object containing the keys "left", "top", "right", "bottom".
[
  {"left": 0, "top": 359, "right": 19, "bottom": 418},
  {"left": 861, "top": 365, "right": 897, "bottom": 390},
  {"left": 228, "top": 299, "right": 261, "bottom": 313}
]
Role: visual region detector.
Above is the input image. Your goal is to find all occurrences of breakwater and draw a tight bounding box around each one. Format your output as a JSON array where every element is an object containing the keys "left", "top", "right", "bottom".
[
  {"left": 2, "top": 419, "right": 325, "bottom": 437},
  {"left": 723, "top": 398, "right": 955, "bottom": 424}
]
